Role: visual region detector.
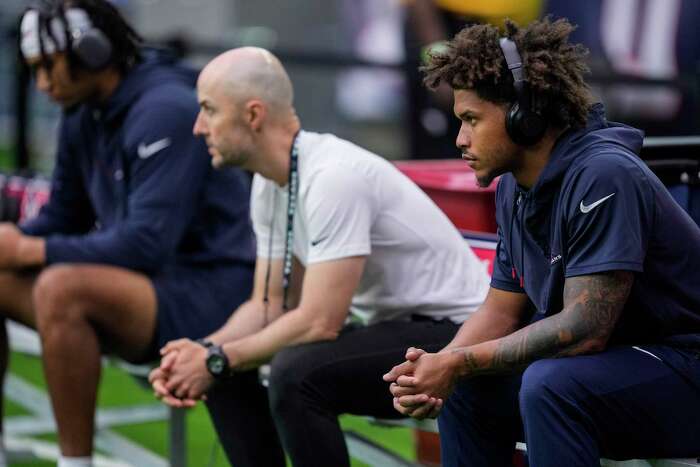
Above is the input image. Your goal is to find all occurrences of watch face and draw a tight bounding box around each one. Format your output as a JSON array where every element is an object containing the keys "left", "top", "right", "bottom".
[{"left": 208, "top": 355, "right": 226, "bottom": 375}]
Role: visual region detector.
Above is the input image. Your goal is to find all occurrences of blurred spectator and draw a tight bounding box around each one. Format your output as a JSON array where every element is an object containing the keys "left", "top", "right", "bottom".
[
  {"left": 545, "top": 0, "right": 700, "bottom": 136},
  {"left": 336, "top": 0, "right": 405, "bottom": 122}
]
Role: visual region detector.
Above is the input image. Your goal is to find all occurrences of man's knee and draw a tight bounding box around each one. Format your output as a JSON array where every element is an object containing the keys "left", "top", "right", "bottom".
[
  {"left": 33, "top": 265, "right": 86, "bottom": 328},
  {"left": 267, "top": 345, "right": 317, "bottom": 414},
  {"left": 519, "top": 358, "right": 580, "bottom": 418}
]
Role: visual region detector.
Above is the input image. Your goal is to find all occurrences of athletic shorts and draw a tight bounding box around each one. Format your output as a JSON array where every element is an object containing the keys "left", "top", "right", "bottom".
[{"left": 149, "top": 262, "right": 253, "bottom": 355}]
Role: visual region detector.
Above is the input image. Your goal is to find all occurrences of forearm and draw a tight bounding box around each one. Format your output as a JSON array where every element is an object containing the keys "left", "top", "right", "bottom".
[
  {"left": 441, "top": 306, "right": 520, "bottom": 353},
  {"left": 450, "top": 272, "right": 633, "bottom": 376},
  {"left": 223, "top": 307, "right": 340, "bottom": 371},
  {"left": 451, "top": 307, "right": 604, "bottom": 377},
  {"left": 206, "top": 298, "right": 284, "bottom": 345}
]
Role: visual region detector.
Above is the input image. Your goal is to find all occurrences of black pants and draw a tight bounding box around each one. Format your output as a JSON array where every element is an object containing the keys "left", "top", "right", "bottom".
[{"left": 205, "top": 318, "right": 459, "bottom": 467}]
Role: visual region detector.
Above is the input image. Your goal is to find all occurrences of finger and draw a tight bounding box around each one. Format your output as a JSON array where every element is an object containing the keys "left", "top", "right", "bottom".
[
  {"left": 409, "top": 398, "right": 438, "bottom": 420},
  {"left": 160, "top": 395, "right": 186, "bottom": 408},
  {"left": 165, "top": 372, "right": 185, "bottom": 393},
  {"left": 389, "top": 382, "right": 421, "bottom": 397},
  {"left": 152, "top": 379, "right": 171, "bottom": 398},
  {"left": 389, "top": 382, "right": 401, "bottom": 397},
  {"left": 405, "top": 347, "right": 426, "bottom": 361},
  {"left": 382, "top": 361, "right": 414, "bottom": 382},
  {"left": 427, "top": 399, "right": 443, "bottom": 419},
  {"left": 148, "top": 368, "right": 162, "bottom": 384},
  {"left": 393, "top": 397, "right": 413, "bottom": 416},
  {"left": 391, "top": 384, "right": 422, "bottom": 398},
  {"left": 180, "top": 398, "right": 198, "bottom": 408},
  {"left": 395, "top": 375, "right": 417, "bottom": 387},
  {"left": 382, "top": 366, "right": 400, "bottom": 382},
  {"left": 160, "top": 351, "right": 179, "bottom": 371},
  {"left": 174, "top": 384, "right": 190, "bottom": 399},
  {"left": 397, "top": 393, "right": 430, "bottom": 407},
  {"left": 160, "top": 339, "right": 188, "bottom": 355}
]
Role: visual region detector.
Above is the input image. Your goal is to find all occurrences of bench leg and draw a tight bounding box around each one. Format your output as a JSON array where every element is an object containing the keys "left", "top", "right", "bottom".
[{"left": 169, "top": 407, "right": 186, "bottom": 467}]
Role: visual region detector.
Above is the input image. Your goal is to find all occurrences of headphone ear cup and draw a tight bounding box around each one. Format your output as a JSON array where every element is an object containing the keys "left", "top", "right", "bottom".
[
  {"left": 505, "top": 102, "right": 524, "bottom": 145},
  {"left": 505, "top": 102, "right": 546, "bottom": 146},
  {"left": 71, "top": 28, "right": 112, "bottom": 69}
]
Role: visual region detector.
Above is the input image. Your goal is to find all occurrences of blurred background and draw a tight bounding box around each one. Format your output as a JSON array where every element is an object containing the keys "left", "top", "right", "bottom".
[
  {"left": 1, "top": 1, "right": 699, "bottom": 465},
  {"left": 0, "top": 0, "right": 698, "bottom": 174}
]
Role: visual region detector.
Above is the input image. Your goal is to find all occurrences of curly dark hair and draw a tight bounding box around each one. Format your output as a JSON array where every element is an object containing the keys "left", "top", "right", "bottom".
[
  {"left": 31, "top": 0, "right": 142, "bottom": 73},
  {"left": 423, "top": 17, "right": 594, "bottom": 129}
]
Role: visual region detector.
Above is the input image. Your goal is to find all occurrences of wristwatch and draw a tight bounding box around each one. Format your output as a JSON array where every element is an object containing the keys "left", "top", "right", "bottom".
[
  {"left": 205, "top": 344, "right": 231, "bottom": 379},
  {"left": 196, "top": 338, "right": 213, "bottom": 349}
]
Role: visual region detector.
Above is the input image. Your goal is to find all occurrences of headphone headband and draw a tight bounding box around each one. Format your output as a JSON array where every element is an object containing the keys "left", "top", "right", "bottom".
[
  {"left": 498, "top": 36, "right": 546, "bottom": 146},
  {"left": 499, "top": 37, "right": 528, "bottom": 108},
  {"left": 499, "top": 38, "right": 524, "bottom": 84},
  {"left": 20, "top": 4, "right": 113, "bottom": 70},
  {"left": 20, "top": 7, "right": 93, "bottom": 60}
]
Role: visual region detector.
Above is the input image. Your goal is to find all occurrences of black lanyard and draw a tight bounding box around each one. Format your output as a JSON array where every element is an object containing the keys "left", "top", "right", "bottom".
[
  {"left": 281, "top": 131, "right": 300, "bottom": 310},
  {"left": 263, "top": 131, "right": 300, "bottom": 323}
]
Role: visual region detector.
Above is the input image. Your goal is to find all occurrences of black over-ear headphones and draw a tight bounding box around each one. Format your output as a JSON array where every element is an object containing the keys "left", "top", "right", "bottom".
[
  {"left": 34, "top": 1, "right": 112, "bottom": 69},
  {"left": 499, "top": 37, "right": 546, "bottom": 146}
]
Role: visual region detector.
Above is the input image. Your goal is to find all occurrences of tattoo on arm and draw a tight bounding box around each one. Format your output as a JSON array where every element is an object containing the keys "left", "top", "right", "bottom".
[{"left": 462, "top": 271, "right": 633, "bottom": 373}]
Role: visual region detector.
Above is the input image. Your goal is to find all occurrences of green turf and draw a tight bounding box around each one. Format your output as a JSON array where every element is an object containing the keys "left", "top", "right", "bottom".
[
  {"left": 6, "top": 352, "right": 415, "bottom": 466},
  {"left": 0, "top": 146, "right": 16, "bottom": 171}
]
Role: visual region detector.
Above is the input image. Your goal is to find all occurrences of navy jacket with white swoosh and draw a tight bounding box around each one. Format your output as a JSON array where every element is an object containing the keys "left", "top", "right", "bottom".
[
  {"left": 491, "top": 104, "right": 700, "bottom": 354},
  {"left": 20, "top": 54, "right": 256, "bottom": 275}
]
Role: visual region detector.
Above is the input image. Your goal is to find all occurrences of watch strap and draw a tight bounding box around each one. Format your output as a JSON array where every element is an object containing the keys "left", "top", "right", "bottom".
[{"left": 196, "top": 338, "right": 213, "bottom": 348}]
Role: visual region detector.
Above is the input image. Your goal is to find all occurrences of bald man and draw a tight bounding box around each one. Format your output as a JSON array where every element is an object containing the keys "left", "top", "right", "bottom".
[{"left": 149, "top": 48, "right": 490, "bottom": 467}]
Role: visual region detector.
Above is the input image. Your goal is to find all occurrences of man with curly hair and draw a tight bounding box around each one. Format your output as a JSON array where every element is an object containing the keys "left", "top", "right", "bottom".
[{"left": 384, "top": 17, "right": 700, "bottom": 466}]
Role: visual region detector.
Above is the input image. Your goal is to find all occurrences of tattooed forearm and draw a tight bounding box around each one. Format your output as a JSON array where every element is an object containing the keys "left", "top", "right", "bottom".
[{"left": 478, "top": 271, "right": 634, "bottom": 372}]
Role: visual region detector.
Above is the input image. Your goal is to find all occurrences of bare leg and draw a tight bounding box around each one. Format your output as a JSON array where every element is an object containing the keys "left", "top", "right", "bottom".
[
  {"left": 33, "top": 264, "right": 157, "bottom": 457},
  {"left": 0, "top": 270, "right": 39, "bottom": 434}
]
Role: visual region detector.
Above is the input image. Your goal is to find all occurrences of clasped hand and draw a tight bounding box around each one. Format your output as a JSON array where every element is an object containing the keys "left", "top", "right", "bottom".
[
  {"left": 149, "top": 338, "right": 214, "bottom": 408},
  {"left": 383, "top": 347, "right": 460, "bottom": 420}
]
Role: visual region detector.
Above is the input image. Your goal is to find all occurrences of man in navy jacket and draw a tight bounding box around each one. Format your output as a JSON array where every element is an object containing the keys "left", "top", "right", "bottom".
[
  {"left": 0, "top": 2, "right": 255, "bottom": 466},
  {"left": 385, "top": 18, "right": 700, "bottom": 466}
]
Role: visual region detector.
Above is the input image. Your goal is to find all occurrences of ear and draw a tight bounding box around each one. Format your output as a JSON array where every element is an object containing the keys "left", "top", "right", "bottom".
[{"left": 245, "top": 99, "right": 267, "bottom": 132}]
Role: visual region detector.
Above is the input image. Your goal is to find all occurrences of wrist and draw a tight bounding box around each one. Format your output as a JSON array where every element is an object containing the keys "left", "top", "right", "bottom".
[
  {"left": 448, "top": 346, "right": 482, "bottom": 378},
  {"left": 444, "top": 350, "right": 464, "bottom": 379},
  {"left": 221, "top": 342, "right": 240, "bottom": 371}
]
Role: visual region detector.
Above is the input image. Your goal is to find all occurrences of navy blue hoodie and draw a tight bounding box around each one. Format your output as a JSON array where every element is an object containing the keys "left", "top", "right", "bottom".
[
  {"left": 20, "top": 55, "right": 256, "bottom": 276},
  {"left": 491, "top": 104, "right": 700, "bottom": 352}
]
